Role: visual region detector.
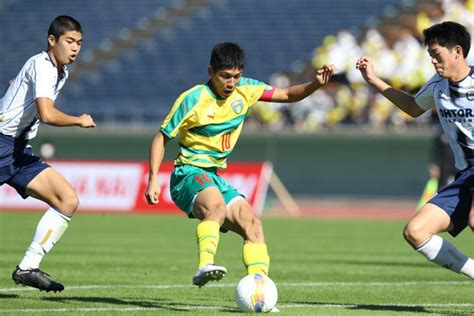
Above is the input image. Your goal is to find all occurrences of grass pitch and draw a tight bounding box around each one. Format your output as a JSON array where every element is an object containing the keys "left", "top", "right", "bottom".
[{"left": 0, "top": 211, "right": 473, "bottom": 315}]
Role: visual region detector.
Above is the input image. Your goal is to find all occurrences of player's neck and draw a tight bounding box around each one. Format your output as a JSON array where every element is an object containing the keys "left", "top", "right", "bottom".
[
  {"left": 207, "top": 80, "right": 224, "bottom": 99},
  {"left": 449, "top": 62, "right": 471, "bottom": 83},
  {"left": 46, "top": 50, "right": 64, "bottom": 72}
]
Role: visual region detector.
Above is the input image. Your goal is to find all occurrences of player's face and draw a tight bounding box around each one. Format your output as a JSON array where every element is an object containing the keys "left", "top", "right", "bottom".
[
  {"left": 208, "top": 67, "right": 242, "bottom": 98},
  {"left": 427, "top": 43, "right": 462, "bottom": 79},
  {"left": 48, "top": 31, "right": 82, "bottom": 67}
]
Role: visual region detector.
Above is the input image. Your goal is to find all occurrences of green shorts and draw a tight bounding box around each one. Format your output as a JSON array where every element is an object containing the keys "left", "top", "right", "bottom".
[{"left": 170, "top": 164, "right": 243, "bottom": 218}]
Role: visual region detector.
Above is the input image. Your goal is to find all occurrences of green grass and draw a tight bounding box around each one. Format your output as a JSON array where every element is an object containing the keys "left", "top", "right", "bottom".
[{"left": 0, "top": 211, "right": 473, "bottom": 315}]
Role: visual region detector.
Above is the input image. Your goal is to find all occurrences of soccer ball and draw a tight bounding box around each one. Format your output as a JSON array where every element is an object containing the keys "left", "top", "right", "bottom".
[{"left": 235, "top": 274, "right": 278, "bottom": 313}]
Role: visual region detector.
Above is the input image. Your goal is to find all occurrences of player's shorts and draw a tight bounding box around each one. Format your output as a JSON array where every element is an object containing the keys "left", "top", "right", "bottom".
[
  {"left": 0, "top": 134, "right": 50, "bottom": 198},
  {"left": 428, "top": 164, "right": 474, "bottom": 237},
  {"left": 170, "top": 164, "right": 243, "bottom": 218}
]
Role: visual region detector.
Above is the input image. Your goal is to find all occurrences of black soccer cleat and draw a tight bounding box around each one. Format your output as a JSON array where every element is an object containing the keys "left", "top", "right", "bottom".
[{"left": 12, "top": 266, "right": 64, "bottom": 292}]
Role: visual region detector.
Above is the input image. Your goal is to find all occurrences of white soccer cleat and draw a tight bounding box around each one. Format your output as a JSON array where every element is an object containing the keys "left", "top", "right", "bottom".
[
  {"left": 192, "top": 264, "right": 227, "bottom": 288},
  {"left": 270, "top": 307, "right": 280, "bottom": 312}
]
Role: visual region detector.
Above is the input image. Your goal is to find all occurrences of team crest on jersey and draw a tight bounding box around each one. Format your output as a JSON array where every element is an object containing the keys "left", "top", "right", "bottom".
[
  {"left": 231, "top": 99, "right": 243, "bottom": 114},
  {"left": 467, "top": 91, "right": 474, "bottom": 101}
]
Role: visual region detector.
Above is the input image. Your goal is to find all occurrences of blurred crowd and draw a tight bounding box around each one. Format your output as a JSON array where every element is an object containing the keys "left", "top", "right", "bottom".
[{"left": 247, "top": 0, "right": 474, "bottom": 133}]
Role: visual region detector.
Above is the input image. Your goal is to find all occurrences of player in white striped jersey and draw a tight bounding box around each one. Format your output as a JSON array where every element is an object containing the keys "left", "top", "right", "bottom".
[
  {"left": 357, "top": 21, "right": 474, "bottom": 279},
  {"left": 1, "top": 16, "right": 96, "bottom": 292}
]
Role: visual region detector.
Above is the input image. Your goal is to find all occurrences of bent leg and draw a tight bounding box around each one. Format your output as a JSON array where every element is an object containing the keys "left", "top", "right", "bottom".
[
  {"left": 18, "top": 168, "right": 78, "bottom": 270},
  {"left": 191, "top": 187, "right": 228, "bottom": 286},
  {"left": 192, "top": 186, "right": 228, "bottom": 268},
  {"left": 223, "top": 198, "right": 270, "bottom": 276},
  {"left": 25, "top": 167, "right": 79, "bottom": 216},
  {"left": 403, "top": 203, "right": 452, "bottom": 247},
  {"left": 404, "top": 203, "right": 474, "bottom": 278}
]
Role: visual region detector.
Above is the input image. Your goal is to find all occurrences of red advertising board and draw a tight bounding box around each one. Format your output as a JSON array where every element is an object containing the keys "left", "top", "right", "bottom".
[{"left": 0, "top": 161, "right": 273, "bottom": 215}]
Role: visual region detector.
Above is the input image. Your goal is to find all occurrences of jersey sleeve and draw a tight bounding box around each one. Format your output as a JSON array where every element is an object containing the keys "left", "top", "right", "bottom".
[
  {"left": 239, "top": 77, "right": 273, "bottom": 106},
  {"left": 259, "top": 86, "right": 276, "bottom": 101},
  {"left": 415, "top": 74, "right": 440, "bottom": 111},
  {"left": 32, "top": 58, "right": 57, "bottom": 100},
  {"left": 160, "top": 90, "right": 199, "bottom": 139}
]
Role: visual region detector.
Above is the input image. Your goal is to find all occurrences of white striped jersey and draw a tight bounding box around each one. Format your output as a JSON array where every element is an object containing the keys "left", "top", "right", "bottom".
[
  {"left": 0, "top": 51, "right": 68, "bottom": 139},
  {"left": 416, "top": 67, "right": 474, "bottom": 170}
]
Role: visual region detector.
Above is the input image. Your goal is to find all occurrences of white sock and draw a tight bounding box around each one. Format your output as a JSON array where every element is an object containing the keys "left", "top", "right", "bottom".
[
  {"left": 416, "top": 235, "right": 474, "bottom": 279},
  {"left": 18, "top": 208, "right": 70, "bottom": 270}
]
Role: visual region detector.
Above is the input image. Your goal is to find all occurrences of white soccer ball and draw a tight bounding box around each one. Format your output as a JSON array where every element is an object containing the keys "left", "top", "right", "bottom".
[{"left": 235, "top": 274, "right": 278, "bottom": 313}]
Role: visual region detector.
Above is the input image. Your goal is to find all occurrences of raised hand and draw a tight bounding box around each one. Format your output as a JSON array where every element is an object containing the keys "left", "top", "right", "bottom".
[
  {"left": 315, "top": 64, "right": 337, "bottom": 85},
  {"left": 355, "top": 56, "right": 376, "bottom": 83},
  {"left": 79, "top": 114, "right": 96, "bottom": 128}
]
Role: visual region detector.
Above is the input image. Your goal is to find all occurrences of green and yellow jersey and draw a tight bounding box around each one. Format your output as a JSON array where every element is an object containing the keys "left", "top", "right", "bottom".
[{"left": 160, "top": 77, "right": 274, "bottom": 169}]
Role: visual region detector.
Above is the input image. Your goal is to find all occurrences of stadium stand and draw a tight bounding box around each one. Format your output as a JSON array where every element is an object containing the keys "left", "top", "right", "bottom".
[{"left": 0, "top": 0, "right": 410, "bottom": 125}]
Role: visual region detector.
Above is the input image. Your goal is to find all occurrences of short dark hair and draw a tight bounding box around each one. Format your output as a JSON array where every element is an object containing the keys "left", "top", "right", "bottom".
[
  {"left": 48, "top": 15, "right": 82, "bottom": 40},
  {"left": 210, "top": 42, "right": 246, "bottom": 71},
  {"left": 423, "top": 21, "right": 471, "bottom": 58}
]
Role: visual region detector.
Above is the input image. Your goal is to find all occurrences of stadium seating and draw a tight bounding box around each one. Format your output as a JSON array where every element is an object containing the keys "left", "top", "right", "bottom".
[
  {"left": 0, "top": 0, "right": 177, "bottom": 87},
  {"left": 0, "top": 0, "right": 402, "bottom": 125}
]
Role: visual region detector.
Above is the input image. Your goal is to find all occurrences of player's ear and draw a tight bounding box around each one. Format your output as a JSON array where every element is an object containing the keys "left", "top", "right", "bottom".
[
  {"left": 454, "top": 45, "right": 463, "bottom": 59},
  {"left": 47, "top": 34, "right": 56, "bottom": 48}
]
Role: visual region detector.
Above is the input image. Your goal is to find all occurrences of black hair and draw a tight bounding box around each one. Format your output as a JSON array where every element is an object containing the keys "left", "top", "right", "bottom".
[
  {"left": 210, "top": 42, "right": 246, "bottom": 71},
  {"left": 423, "top": 21, "right": 471, "bottom": 58},
  {"left": 48, "top": 15, "right": 82, "bottom": 40}
]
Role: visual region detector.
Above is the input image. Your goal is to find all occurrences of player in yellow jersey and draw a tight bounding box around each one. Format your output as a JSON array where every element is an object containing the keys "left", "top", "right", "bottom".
[{"left": 145, "top": 42, "right": 335, "bottom": 287}]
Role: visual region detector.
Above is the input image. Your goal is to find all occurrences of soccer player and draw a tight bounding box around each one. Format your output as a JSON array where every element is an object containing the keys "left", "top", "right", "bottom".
[
  {"left": 145, "top": 42, "right": 336, "bottom": 287},
  {"left": 2, "top": 16, "right": 96, "bottom": 292},
  {"left": 356, "top": 21, "right": 474, "bottom": 279}
]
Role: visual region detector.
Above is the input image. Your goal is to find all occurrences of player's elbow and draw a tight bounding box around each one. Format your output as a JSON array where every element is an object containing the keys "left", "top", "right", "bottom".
[
  {"left": 410, "top": 108, "right": 425, "bottom": 118},
  {"left": 38, "top": 112, "right": 55, "bottom": 125}
]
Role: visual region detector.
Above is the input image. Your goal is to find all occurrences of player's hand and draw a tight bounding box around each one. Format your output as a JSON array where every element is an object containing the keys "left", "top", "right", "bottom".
[
  {"left": 315, "top": 64, "right": 336, "bottom": 86},
  {"left": 356, "top": 56, "right": 376, "bottom": 82},
  {"left": 79, "top": 114, "right": 96, "bottom": 128},
  {"left": 145, "top": 179, "right": 161, "bottom": 205},
  {"left": 429, "top": 164, "right": 441, "bottom": 179}
]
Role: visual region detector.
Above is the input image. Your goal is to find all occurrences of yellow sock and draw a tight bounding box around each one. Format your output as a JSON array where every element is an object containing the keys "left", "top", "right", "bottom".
[
  {"left": 243, "top": 243, "right": 270, "bottom": 276},
  {"left": 196, "top": 221, "right": 220, "bottom": 269}
]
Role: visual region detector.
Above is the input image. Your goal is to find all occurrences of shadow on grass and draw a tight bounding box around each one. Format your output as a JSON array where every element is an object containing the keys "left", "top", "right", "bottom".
[
  {"left": 349, "top": 304, "right": 429, "bottom": 313},
  {"left": 318, "top": 258, "right": 432, "bottom": 268},
  {"left": 0, "top": 294, "right": 18, "bottom": 299},
  {"left": 297, "top": 301, "right": 431, "bottom": 313},
  {"left": 43, "top": 296, "right": 237, "bottom": 313}
]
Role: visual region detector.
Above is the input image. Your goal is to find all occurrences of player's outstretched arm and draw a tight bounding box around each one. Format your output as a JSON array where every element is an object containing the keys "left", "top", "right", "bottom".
[
  {"left": 356, "top": 56, "right": 425, "bottom": 118},
  {"left": 145, "top": 131, "right": 169, "bottom": 205},
  {"left": 36, "top": 97, "right": 96, "bottom": 127},
  {"left": 270, "top": 64, "right": 337, "bottom": 103}
]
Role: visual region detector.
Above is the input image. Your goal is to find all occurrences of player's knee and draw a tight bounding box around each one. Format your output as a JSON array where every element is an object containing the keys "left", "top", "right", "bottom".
[
  {"left": 403, "top": 222, "right": 428, "bottom": 247},
  {"left": 58, "top": 191, "right": 80, "bottom": 216},
  {"left": 195, "top": 202, "right": 226, "bottom": 223}
]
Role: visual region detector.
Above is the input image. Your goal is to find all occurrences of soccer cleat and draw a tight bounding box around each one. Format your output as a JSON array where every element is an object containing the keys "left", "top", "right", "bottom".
[
  {"left": 12, "top": 266, "right": 64, "bottom": 292},
  {"left": 270, "top": 307, "right": 280, "bottom": 313},
  {"left": 192, "top": 264, "right": 227, "bottom": 288}
]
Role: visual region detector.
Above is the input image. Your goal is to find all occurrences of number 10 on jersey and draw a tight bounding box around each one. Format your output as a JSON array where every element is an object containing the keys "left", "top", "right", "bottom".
[{"left": 221, "top": 133, "right": 231, "bottom": 151}]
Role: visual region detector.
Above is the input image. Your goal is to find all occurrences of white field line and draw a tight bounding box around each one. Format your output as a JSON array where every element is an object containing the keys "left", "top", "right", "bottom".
[
  {"left": 1, "top": 303, "right": 474, "bottom": 314},
  {"left": 1, "top": 281, "right": 473, "bottom": 313},
  {"left": 0, "top": 280, "right": 471, "bottom": 292}
]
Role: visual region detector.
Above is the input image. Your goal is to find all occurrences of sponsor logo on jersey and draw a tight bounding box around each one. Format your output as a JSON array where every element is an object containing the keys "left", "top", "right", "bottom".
[
  {"left": 438, "top": 108, "right": 474, "bottom": 123},
  {"left": 438, "top": 108, "right": 474, "bottom": 118}
]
